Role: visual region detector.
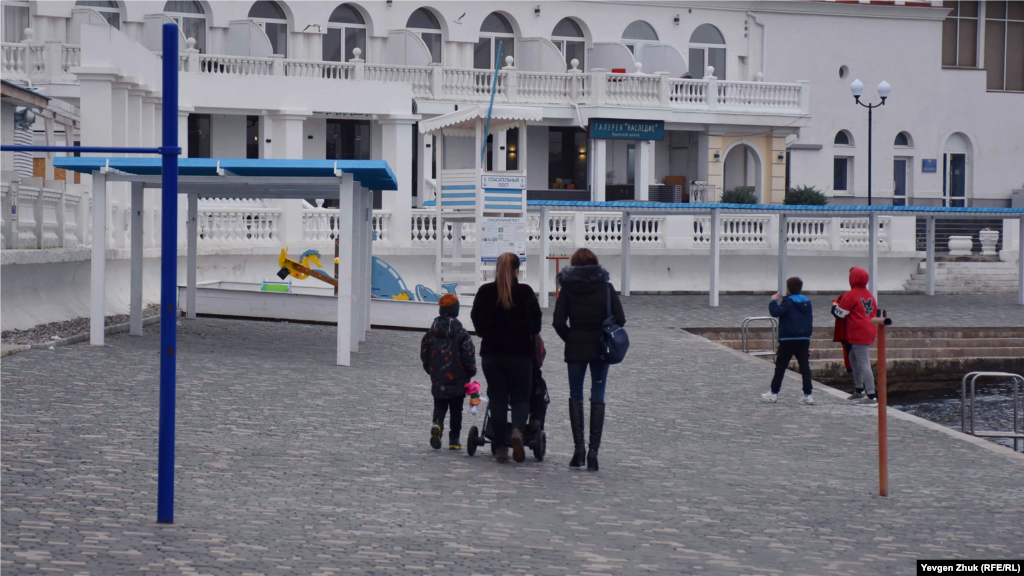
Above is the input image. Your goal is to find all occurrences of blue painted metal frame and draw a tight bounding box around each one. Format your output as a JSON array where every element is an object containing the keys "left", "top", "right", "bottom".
[{"left": 3, "top": 24, "right": 182, "bottom": 525}]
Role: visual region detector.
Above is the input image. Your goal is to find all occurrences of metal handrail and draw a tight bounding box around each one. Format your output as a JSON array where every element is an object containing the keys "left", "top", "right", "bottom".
[
  {"left": 961, "top": 371, "right": 1023, "bottom": 452},
  {"left": 741, "top": 316, "right": 778, "bottom": 357}
]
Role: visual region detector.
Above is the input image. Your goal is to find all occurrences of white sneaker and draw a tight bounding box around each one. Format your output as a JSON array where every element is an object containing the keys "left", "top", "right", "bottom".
[
  {"left": 761, "top": 392, "right": 778, "bottom": 403},
  {"left": 801, "top": 394, "right": 815, "bottom": 405}
]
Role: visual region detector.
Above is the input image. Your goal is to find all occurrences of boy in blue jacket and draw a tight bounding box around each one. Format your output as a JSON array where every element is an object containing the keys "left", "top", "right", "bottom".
[{"left": 761, "top": 277, "right": 815, "bottom": 405}]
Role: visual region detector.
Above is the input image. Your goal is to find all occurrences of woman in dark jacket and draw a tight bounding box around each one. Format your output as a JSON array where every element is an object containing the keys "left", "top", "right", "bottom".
[
  {"left": 552, "top": 248, "right": 625, "bottom": 472},
  {"left": 470, "top": 252, "right": 543, "bottom": 464}
]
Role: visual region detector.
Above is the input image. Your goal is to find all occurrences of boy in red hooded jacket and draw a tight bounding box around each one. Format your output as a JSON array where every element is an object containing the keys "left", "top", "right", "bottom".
[{"left": 830, "top": 267, "right": 878, "bottom": 405}]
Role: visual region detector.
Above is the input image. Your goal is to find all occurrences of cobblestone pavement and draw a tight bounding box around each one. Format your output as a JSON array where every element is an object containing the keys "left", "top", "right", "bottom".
[{"left": 3, "top": 295, "right": 1023, "bottom": 575}]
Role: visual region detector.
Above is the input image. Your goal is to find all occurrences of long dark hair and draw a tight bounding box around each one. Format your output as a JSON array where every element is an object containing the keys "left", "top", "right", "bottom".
[
  {"left": 570, "top": 248, "right": 599, "bottom": 267},
  {"left": 496, "top": 252, "right": 520, "bottom": 310}
]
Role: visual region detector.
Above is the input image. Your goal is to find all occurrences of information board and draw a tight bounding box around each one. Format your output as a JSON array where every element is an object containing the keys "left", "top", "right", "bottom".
[
  {"left": 922, "top": 159, "right": 937, "bottom": 173},
  {"left": 588, "top": 118, "right": 665, "bottom": 141},
  {"left": 481, "top": 174, "right": 527, "bottom": 189},
  {"left": 480, "top": 217, "right": 528, "bottom": 263}
]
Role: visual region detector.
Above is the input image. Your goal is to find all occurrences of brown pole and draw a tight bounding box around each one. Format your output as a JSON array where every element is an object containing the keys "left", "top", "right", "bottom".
[{"left": 872, "top": 312, "right": 892, "bottom": 497}]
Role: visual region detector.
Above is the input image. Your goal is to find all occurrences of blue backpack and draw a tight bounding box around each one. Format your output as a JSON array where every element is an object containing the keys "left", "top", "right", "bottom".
[{"left": 600, "top": 283, "right": 629, "bottom": 365}]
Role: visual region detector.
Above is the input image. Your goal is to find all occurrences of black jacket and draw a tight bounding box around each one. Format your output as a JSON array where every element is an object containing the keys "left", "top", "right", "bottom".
[
  {"left": 420, "top": 316, "right": 477, "bottom": 399},
  {"left": 470, "top": 279, "right": 542, "bottom": 358},
  {"left": 553, "top": 265, "right": 626, "bottom": 363}
]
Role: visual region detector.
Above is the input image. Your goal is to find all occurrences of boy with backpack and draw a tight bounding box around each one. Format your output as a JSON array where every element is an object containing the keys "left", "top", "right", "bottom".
[
  {"left": 761, "top": 277, "right": 815, "bottom": 405},
  {"left": 421, "top": 294, "right": 477, "bottom": 450},
  {"left": 831, "top": 267, "right": 879, "bottom": 405}
]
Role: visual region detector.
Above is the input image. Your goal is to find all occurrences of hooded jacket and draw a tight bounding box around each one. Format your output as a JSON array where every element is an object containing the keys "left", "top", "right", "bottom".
[
  {"left": 552, "top": 265, "right": 626, "bottom": 363},
  {"left": 420, "top": 315, "right": 477, "bottom": 399},
  {"left": 769, "top": 293, "right": 813, "bottom": 341},
  {"left": 831, "top": 267, "right": 878, "bottom": 345}
]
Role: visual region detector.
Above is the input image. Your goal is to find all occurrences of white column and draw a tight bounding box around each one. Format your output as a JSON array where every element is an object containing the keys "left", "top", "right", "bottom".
[
  {"left": 493, "top": 129, "right": 507, "bottom": 171},
  {"left": 593, "top": 139, "right": 607, "bottom": 202},
  {"left": 709, "top": 208, "right": 720, "bottom": 307},
  {"left": 777, "top": 214, "right": 788, "bottom": 295},
  {"left": 141, "top": 94, "right": 157, "bottom": 147},
  {"left": 187, "top": 193, "right": 198, "bottom": 319},
  {"left": 77, "top": 72, "right": 116, "bottom": 153},
  {"left": 417, "top": 130, "right": 430, "bottom": 207},
  {"left": 1018, "top": 214, "right": 1023, "bottom": 306},
  {"left": 130, "top": 182, "right": 144, "bottom": 336},
  {"left": 355, "top": 189, "right": 368, "bottom": 344},
  {"left": 539, "top": 207, "right": 551, "bottom": 308},
  {"left": 336, "top": 173, "right": 355, "bottom": 366},
  {"left": 380, "top": 116, "right": 417, "bottom": 248},
  {"left": 127, "top": 88, "right": 145, "bottom": 152},
  {"left": 621, "top": 211, "right": 631, "bottom": 296},
  {"left": 868, "top": 211, "right": 878, "bottom": 297},
  {"left": 268, "top": 111, "right": 307, "bottom": 159},
  {"left": 365, "top": 186, "right": 373, "bottom": 333},
  {"left": 635, "top": 140, "right": 652, "bottom": 201},
  {"left": 90, "top": 172, "right": 107, "bottom": 346},
  {"left": 926, "top": 216, "right": 935, "bottom": 296},
  {"left": 110, "top": 80, "right": 130, "bottom": 151}
]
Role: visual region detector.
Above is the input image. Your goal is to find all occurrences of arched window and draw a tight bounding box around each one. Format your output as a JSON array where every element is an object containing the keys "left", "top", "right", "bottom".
[
  {"left": 407, "top": 8, "right": 442, "bottom": 64},
  {"left": 689, "top": 24, "right": 726, "bottom": 78},
  {"left": 833, "top": 129, "right": 854, "bottom": 192},
  {"left": 76, "top": 0, "right": 121, "bottom": 29},
  {"left": 324, "top": 3, "right": 366, "bottom": 62},
  {"left": 894, "top": 131, "right": 913, "bottom": 147},
  {"left": 551, "top": 17, "right": 585, "bottom": 71},
  {"left": 475, "top": 12, "right": 514, "bottom": 69},
  {"left": 248, "top": 1, "right": 287, "bottom": 56},
  {"left": 621, "top": 20, "right": 658, "bottom": 55},
  {"left": 834, "top": 130, "right": 853, "bottom": 146},
  {"left": 164, "top": 1, "right": 206, "bottom": 53}
]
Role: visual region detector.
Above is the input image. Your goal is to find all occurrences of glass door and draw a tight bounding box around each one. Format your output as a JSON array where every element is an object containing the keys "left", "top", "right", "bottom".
[
  {"left": 893, "top": 159, "right": 907, "bottom": 206},
  {"left": 945, "top": 153, "right": 966, "bottom": 207}
]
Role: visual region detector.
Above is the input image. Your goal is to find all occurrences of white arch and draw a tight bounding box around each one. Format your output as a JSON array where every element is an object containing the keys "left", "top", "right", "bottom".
[{"left": 722, "top": 139, "right": 765, "bottom": 203}]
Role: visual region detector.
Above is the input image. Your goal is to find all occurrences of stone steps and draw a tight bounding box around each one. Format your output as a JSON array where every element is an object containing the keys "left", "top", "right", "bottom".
[{"left": 903, "top": 259, "right": 1021, "bottom": 294}]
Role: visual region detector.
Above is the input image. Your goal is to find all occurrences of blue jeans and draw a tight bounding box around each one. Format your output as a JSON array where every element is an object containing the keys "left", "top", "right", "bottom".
[{"left": 568, "top": 361, "right": 609, "bottom": 403}]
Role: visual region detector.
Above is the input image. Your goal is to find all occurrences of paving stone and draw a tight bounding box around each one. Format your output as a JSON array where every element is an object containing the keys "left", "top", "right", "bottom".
[{"left": 2, "top": 295, "right": 1023, "bottom": 575}]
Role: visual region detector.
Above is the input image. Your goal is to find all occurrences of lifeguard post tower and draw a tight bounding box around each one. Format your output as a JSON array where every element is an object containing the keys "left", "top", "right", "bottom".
[{"left": 419, "top": 106, "right": 542, "bottom": 295}]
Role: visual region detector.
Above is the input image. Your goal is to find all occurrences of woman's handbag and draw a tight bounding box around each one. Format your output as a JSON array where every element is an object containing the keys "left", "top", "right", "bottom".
[{"left": 600, "top": 283, "right": 629, "bottom": 364}]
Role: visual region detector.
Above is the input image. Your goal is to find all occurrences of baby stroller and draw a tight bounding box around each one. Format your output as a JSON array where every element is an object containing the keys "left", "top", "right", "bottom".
[{"left": 466, "top": 360, "right": 549, "bottom": 461}]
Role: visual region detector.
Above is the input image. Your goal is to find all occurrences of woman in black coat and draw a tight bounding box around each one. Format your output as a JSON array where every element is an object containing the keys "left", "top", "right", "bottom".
[
  {"left": 470, "top": 252, "right": 542, "bottom": 464},
  {"left": 552, "top": 248, "right": 625, "bottom": 472}
]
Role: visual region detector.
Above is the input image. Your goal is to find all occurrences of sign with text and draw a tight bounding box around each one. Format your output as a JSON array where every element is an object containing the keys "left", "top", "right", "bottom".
[
  {"left": 922, "top": 159, "right": 937, "bottom": 173},
  {"left": 588, "top": 118, "right": 665, "bottom": 141},
  {"left": 480, "top": 217, "right": 527, "bottom": 263},
  {"left": 481, "top": 174, "right": 527, "bottom": 189}
]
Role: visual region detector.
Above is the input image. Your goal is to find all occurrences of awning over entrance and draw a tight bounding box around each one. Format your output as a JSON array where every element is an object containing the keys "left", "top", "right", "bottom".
[{"left": 419, "top": 105, "right": 543, "bottom": 136}]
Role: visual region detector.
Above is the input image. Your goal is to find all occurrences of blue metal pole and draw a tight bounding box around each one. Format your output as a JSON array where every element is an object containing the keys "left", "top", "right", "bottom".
[
  {"left": 157, "top": 21, "right": 180, "bottom": 525},
  {"left": 480, "top": 41, "right": 503, "bottom": 168}
]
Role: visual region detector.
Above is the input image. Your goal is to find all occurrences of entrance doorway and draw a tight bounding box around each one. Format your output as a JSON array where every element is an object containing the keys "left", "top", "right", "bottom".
[
  {"left": 722, "top": 143, "right": 762, "bottom": 202},
  {"left": 942, "top": 132, "right": 971, "bottom": 208},
  {"left": 893, "top": 158, "right": 909, "bottom": 206}
]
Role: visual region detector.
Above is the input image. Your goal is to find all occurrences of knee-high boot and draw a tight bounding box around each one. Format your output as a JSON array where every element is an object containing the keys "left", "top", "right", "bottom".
[
  {"left": 587, "top": 402, "right": 605, "bottom": 471},
  {"left": 568, "top": 398, "right": 586, "bottom": 467}
]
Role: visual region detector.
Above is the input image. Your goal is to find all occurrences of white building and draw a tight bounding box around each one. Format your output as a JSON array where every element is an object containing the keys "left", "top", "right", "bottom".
[{"left": 1, "top": 0, "right": 1022, "bottom": 329}]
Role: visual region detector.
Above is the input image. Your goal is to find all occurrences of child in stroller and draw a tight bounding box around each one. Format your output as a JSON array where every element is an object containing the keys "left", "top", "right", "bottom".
[{"left": 466, "top": 337, "right": 549, "bottom": 461}]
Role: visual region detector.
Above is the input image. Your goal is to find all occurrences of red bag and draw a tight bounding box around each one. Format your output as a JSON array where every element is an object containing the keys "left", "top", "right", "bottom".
[{"left": 534, "top": 334, "right": 546, "bottom": 366}]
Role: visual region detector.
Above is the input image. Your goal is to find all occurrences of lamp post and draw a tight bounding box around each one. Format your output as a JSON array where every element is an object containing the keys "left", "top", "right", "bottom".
[{"left": 850, "top": 79, "right": 891, "bottom": 206}]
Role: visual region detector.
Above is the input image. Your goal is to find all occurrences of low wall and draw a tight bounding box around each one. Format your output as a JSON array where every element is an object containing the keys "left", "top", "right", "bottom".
[{"left": 1, "top": 247, "right": 922, "bottom": 330}]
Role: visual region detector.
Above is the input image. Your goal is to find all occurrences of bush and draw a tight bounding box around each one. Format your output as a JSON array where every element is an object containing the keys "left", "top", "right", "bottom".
[
  {"left": 721, "top": 186, "right": 758, "bottom": 204},
  {"left": 785, "top": 185, "right": 829, "bottom": 206}
]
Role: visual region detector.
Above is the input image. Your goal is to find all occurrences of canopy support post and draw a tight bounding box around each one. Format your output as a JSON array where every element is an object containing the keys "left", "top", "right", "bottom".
[
  {"left": 90, "top": 171, "right": 107, "bottom": 345},
  {"left": 186, "top": 193, "right": 197, "bottom": 319},
  {"left": 130, "top": 181, "right": 144, "bottom": 336}
]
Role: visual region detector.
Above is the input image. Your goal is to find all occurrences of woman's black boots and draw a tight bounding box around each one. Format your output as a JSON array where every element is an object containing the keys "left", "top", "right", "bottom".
[
  {"left": 587, "top": 402, "right": 605, "bottom": 471},
  {"left": 568, "top": 398, "right": 586, "bottom": 467}
]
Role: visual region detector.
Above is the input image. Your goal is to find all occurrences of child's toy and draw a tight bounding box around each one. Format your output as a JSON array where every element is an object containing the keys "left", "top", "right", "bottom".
[{"left": 465, "top": 381, "right": 484, "bottom": 415}]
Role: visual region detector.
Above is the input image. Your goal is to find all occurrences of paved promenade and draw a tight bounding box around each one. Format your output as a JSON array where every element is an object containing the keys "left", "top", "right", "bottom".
[{"left": 3, "top": 295, "right": 1023, "bottom": 575}]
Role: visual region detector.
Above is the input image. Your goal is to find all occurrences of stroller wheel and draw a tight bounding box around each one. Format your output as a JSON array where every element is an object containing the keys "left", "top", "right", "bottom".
[
  {"left": 466, "top": 426, "right": 479, "bottom": 457},
  {"left": 533, "top": 430, "right": 546, "bottom": 461}
]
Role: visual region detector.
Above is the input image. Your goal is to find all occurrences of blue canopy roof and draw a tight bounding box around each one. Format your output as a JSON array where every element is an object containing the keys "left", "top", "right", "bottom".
[{"left": 53, "top": 157, "right": 398, "bottom": 191}]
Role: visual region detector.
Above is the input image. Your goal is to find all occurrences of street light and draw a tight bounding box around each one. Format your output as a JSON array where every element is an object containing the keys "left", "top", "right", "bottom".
[{"left": 850, "top": 79, "right": 891, "bottom": 206}]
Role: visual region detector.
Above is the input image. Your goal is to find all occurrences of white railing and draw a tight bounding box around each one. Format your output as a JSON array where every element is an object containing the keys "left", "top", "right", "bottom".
[
  {"left": 668, "top": 78, "right": 709, "bottom": 106},
  {"left": 1, "top": 180, "right": 90, "bottom": 250},
  {"left": 197, "top": 54, "right": 273, "bottom": 76},
  {"left": 61, "top": 44, "right": 81, "bottom": 72},
  {"left": 372, "top": 210, "right": 390, "bottom": 243},
  {"left": 364, "top": 64, "right": 432, "bottom": 97},
  {"left": 1, "top": 42, "right": 29, "bottom": 78},
  {"left": 717, "top": 80, "right": 802, "bottom": 111},
  {"left": 605, "top": 73, "right": 660, "bottom": 106},
  {"left": 198, "top": 207, "right": 280, "bottom": 244},
  {"left": 786, "top": 217, "right": 830, "bottom": 249},
  {"left": 517, "top": 71, "right": 574, "bottom": 104},
  {"left": 442, "top": 68, "right": 505, "bottom": 101},
  {"left": 839, "top": 216, "right": 890, "bottom": 250},
  {"left": 694, "top": 215, "right": 771, "bottom": 248},
  {"left": 412, "top": 209, "right": 439, "bottom": 244},
  {"left": 286, "top": 59, "right": 353, "bottom": 79},
  {"left": 301, "top": 207, "right": 339, "bottom": 243}
]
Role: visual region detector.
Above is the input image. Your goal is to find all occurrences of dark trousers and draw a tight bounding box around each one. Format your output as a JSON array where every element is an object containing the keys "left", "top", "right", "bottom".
[
  {"left": 432, "top": 396, "right": 465, "bottom": 442},
  {"left": 770, "top": 340, "right": 813, "bottom": 395},
  {"left": 482, "top": 355, "right": 532, "bottom": 449}
]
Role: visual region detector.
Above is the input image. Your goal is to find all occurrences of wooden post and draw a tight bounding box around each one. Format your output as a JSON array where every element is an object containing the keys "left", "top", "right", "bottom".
[{"left": 872, "top": 311, "right": 892, "bottom": 497}]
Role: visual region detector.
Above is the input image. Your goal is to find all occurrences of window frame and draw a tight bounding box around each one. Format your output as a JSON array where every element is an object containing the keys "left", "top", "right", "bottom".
[
  {"left": 984, "top": 1, "right": 1024, "bottom": 91},
  {"left": 551, "top": 18, "right": 586, "bottom": 71},
  {"left": 834, "top": 130, "right": 854, "bottom": 147},
  {"left": 75, "top": 0, "right": 121, "bottom": 30},
  {"left": 2, "top": 0, "right": 30, "bottom": 43},
  {"left": 164, "top": 1, "right": 207, "bottom": 54},
  {"left": 688, "top": 25, "right": 727, "bottom": 79},
  {"left": 475, "top": 12, "right": 515, "bottom": 70},
  {"left": 324, "top": 3, "right": 367, "bottom": 62},
  {"left": 407, "top": 8, "right": 443, "bottom": 65},
  {"left": 942, "top": 0, "right": 980, "bottom": 68},
  {"left": 621, "top": 20, "right": 658, "bottom": 58},
  {"left": 248, "top": 1, "right": 288, "bottom": 57},
  {"left": 833, "top": 156, "right": 852, "bottom": 193}
]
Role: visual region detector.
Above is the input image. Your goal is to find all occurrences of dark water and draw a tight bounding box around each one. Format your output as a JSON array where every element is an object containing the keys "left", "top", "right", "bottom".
[{"left": 889, "top": 380, "right": 1023, "bottom": 451}]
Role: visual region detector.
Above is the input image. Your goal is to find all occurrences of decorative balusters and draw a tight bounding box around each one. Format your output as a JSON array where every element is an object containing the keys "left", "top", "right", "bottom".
[
  {"left": 197, "top": 208, "right": 281, "bottom": 244},
  {"left": 786, "top": 218, "right": 830, "bottom": 249},
  {"left": 198, "top": 54, "right": 273, "bottom": 76}
]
